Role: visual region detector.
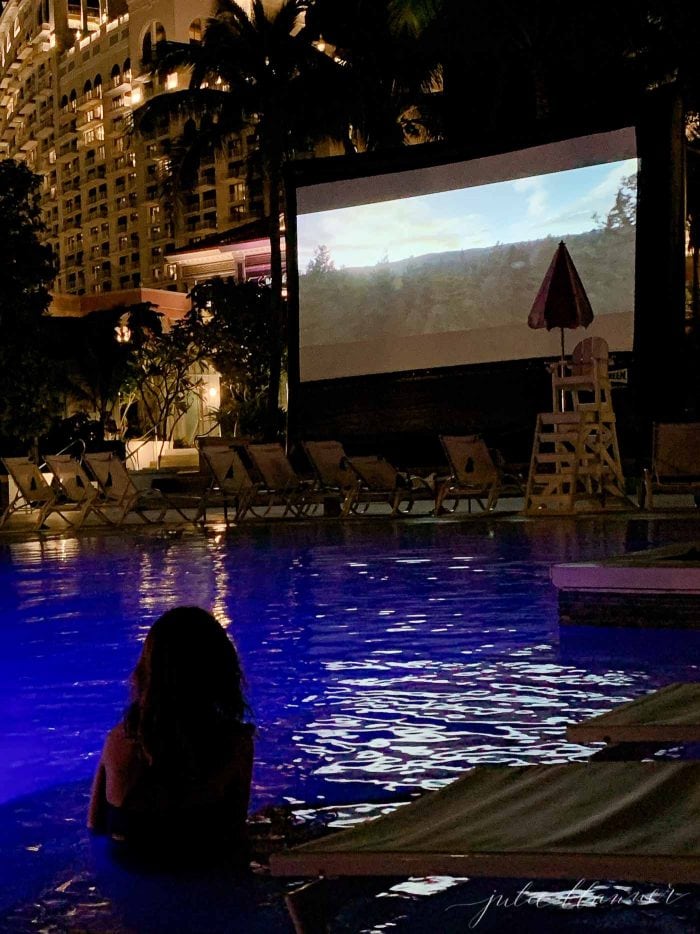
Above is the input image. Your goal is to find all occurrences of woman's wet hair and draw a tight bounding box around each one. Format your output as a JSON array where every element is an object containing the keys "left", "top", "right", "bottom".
[{"left": 125, "top": 606, "right": 250, "bottom": 779}]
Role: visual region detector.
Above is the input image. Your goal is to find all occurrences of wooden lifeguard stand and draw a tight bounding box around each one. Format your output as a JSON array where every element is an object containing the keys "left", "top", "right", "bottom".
[{"left": 524, "top": 337, "right": 628, "bottom": 514}]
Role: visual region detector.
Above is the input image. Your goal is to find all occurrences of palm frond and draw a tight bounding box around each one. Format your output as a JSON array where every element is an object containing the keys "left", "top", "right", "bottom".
[
  {"left": 132, "top": 87, "right": 244, "bottom": 134},
  {"left": 388, "top": 0, "right": 442, "bottom": 36},
  {"left": 166, "top": 111, "right": 241, "bottom": 191},
  {"left": 149, "top": 39, "right": 204, "bottom": 79}
]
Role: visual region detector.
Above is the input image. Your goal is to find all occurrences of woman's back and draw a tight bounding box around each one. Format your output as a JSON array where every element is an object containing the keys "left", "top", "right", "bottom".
[{"left": 88, "top": 607, "right": 253, "bottom": 867}]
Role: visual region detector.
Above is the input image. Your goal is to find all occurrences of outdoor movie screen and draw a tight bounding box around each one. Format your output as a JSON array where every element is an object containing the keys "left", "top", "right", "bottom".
[{"left": 295, "top": 127, "right": 637, "bottom": 383}]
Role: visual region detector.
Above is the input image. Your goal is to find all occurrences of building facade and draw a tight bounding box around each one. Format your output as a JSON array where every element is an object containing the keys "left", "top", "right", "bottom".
[{"left": 0, "top": 0, "right": 265, "bottom": 298}]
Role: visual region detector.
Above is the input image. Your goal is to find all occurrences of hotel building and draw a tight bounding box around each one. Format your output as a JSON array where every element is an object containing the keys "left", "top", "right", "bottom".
[{"left": 0, "top": 0, "right": 268, "bottom": 302}]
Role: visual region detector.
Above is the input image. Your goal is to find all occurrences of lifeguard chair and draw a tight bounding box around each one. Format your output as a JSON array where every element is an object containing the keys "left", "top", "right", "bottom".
[
  {"left": 550, "top": 336, "right": 613, "bottom": 414},
  {"left": 524, "top": 337, "right": 627, "bottom": 514}
]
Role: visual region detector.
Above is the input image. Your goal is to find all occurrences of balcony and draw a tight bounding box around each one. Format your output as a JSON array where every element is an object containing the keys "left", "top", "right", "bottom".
[
  {"left": 77, "top": 88, "right": 103, "bottom": 111},
  {"left": 106, "top": 73, "right": 132, "bottom": 95},
  {"left": 57, "top": 142, "right": 78, "bottom": 162},
  {"left": 76, "top": 111, "right": 101, "bottom": 131},
  {"left": 62, "top": 176, "right": 81, "bottom": 192},
  {"left": 109, "top": 96, "right": 129, "bottom": 113},
  {"left": 185, "top": 219, "right": 219, "bottom": 234},
  {"left": 78, "top": 133, "right": 104, "bottom": 150}
]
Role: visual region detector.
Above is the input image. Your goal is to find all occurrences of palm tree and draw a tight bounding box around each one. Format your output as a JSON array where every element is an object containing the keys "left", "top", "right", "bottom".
[{"left": 134, "top": 0, "right": 350, "bottom": 436}]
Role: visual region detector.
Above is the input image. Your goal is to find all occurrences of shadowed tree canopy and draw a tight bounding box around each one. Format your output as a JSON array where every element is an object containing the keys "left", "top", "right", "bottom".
[
  {"left": 383, "top": 0, "right": 699, "bottom": 141},
  {"left": 59, "top": 302, "right": 164, "bottom": 428},
  {"left": 0, "top": 159, "right": 60, "bottom": 444},
  {"left": 0, "top": 159, "right": 57, "bottom": 335},
  {"left": 188, "top": 278, "right": 285, "bottom": 437},
  {"left": 304, "top": 0, "right": 442, "bottom": 148}
]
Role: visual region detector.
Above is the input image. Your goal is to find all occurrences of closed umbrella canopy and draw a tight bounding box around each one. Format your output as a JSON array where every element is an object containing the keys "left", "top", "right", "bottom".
[{"left": 528, "top": 241, "right": 594, "bottom": 357}]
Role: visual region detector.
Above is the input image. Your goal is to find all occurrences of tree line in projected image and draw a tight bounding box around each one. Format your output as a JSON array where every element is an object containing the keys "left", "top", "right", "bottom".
[{"left": 299, "top": 177, "right": 636, "bottom": 347}]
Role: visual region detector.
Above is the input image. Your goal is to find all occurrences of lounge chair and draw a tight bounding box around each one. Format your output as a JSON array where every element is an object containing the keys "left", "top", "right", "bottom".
[
  {"left": 302, "top": 440, "right": 359, "bottom": 514},
  {"left": 435, "top": 434, "right": 500, "bottom": 514},
  {"left": 83, "top": 451, "right": 193, "bottom": 525},
  {"left": 44, "top": 454, "right": 113, "bottom": 526},
  {"left": 246, "top": 443, "right": 325, "bottom": 517},
  {"left": 567, "top": 682, "right": 700, "bottom": 755},
  {"left": 641, "top": 423, "right": 700, "bottom": 509},
  {"left": 1, "top": 456, "right": 96, "bottom": 529},
  {"left": 344, "top": 455, "right": 434, "bottom": 517},
  {"left": 271, "top": 759, "right": 700, "bottom": 884},
  {"left": 197, "top": 444, "right": 257, "bottom": 524}
]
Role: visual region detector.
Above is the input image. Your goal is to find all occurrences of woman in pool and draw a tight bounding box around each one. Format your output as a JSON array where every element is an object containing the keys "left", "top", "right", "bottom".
[{"left": 88, "top": 606, "right": 254, "bottom": 866}]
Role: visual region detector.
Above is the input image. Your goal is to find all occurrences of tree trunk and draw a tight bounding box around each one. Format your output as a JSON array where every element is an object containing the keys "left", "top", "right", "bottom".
[
  {"left": 265, "top": 157, "right": 285, "bottom": 441},
  {"left": 693, "top": 245, "right": 699, "bottom": 331}
]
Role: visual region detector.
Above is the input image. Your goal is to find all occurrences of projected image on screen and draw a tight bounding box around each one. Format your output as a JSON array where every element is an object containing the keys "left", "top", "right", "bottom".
[{"left": 296, "top": 129, "right": 637, "bottom": 382}]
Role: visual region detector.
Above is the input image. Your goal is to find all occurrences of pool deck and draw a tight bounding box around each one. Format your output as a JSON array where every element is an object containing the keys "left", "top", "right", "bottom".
[{"left": 2, "top": 489, "right": 700, "bottom": 541}]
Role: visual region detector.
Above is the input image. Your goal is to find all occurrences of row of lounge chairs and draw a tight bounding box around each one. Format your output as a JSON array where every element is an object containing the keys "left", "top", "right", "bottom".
[
  {"left": 0, "top": 452, "right": 193, "bottom": 530},
  {"left": 10, "top": 420, "right": 699, "bottom": 530},
  {"left": 0, "top": 435, "right": 504, "bottom": 531},
  {"left": 198, "top": 435, "right": 502, "bottom": 523}
]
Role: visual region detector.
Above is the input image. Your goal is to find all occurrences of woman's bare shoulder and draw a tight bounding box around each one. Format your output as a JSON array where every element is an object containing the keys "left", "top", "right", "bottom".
[{"left": 103, "top": 721, "right": 140, "bottom": 763}]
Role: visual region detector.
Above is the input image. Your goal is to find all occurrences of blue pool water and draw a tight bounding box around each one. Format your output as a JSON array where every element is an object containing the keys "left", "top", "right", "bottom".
[{"left": 3, "top": 514, "right": 700, "bottom": 932}]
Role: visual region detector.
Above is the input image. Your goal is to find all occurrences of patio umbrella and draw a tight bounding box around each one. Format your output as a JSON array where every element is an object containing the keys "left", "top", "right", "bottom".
[{"left": 528, "top": 240, "right": 594, "bottom": 359}]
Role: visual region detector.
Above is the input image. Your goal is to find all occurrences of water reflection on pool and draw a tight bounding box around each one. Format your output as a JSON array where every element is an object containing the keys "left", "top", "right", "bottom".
[{"left": 3, "top": 515, "right": 700, "bottom": 812}]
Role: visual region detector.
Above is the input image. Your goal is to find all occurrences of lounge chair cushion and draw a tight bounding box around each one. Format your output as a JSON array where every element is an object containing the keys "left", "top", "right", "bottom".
[{"left": 271, "top": 761, "right": 700, "bottom": 881}]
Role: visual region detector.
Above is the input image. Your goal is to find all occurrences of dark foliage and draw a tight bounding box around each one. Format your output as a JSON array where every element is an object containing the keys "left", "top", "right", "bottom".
[
  {"left": 0, "top": 160, "right": 61, "bottom": 445},
  {"left": 188, "top": 278, "right": 286, "bottom": 439}
]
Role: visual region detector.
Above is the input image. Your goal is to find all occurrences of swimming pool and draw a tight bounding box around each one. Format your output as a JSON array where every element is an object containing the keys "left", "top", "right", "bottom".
[{"left": 3, "top": 514, "right": 700, "bottom": 931}]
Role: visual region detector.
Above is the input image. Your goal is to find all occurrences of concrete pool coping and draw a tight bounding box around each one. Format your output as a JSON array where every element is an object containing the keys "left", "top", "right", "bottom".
[
  {"left": 1, "top": 498, "right": 700, "bottom": 545},
  {"left": 553, "top": 542, "right": 700, "bottom": 629},
  {"left": 552, "top": 542, "right": 700, "bottom": 594}
]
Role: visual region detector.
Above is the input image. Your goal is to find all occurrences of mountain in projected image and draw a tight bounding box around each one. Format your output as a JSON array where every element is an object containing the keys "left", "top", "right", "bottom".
[{"left": 299, "top": 222, "right": 635, "bottom": 348}]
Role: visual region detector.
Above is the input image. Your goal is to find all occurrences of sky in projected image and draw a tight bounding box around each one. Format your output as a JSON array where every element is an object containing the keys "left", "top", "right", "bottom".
[{"left": 297, "top": 158, "right": 638, "bottom": 270}]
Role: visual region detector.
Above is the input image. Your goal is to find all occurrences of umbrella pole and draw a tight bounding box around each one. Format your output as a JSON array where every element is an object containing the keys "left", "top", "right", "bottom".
[{"left": 558, "top": 328, "right": 566, "bottom": 411}]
